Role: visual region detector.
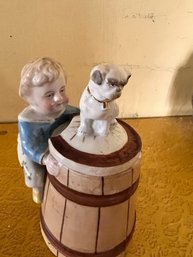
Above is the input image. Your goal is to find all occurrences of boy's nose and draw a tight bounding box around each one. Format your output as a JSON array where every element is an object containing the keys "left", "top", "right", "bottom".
[{"left": 53, "top": 93, "right": 63, "bottom": 103}]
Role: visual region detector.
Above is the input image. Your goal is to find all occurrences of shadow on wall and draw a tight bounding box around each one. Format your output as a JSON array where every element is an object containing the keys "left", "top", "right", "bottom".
[{"left": 169, "top": 53, "right": 193, "bottom": 116}]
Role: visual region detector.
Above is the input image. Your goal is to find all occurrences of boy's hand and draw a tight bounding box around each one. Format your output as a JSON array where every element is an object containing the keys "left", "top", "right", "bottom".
[{"left": 43, "top": 153, "right": 61, "bottom": 177}]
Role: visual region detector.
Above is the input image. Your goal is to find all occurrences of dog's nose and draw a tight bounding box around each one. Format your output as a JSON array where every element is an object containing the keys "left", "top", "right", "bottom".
[{"left": 116, "top": 86, "right": 122, "bottom": 92}]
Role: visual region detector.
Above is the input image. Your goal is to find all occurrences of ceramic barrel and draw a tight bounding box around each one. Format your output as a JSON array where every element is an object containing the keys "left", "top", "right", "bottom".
[{"left": 40, "top": 119, "right": 141, "bottom": 257}]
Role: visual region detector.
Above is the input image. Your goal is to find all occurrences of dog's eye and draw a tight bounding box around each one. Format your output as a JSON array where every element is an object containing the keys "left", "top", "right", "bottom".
[
  {"left": 107, "top": 79, "right": 118, "bottom": 86},
  {"left": 109, "top": 81, "right": 116, "bottom": 87}
]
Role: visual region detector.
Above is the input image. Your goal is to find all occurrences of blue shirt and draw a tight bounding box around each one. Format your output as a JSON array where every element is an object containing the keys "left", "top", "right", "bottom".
[{"left": 18, "top": 105, "right": 79, "bottom": 164}]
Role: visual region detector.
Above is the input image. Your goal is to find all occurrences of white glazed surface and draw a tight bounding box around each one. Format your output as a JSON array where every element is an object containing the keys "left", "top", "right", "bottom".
[
  {"left": 60, "top": 116, "right": 128, "bottom": 154},
  {"left": 48, "top": 139, "right": 141, "bottom": 177},
  {"left": 78, "top": 64, "right": 131, "bottom": 136}
]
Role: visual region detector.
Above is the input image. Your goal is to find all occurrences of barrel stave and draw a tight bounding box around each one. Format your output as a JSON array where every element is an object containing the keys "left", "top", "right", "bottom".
[
  {"left": 61, "top": 200, "right": 99, "bottom": 253},
  {"left": 97, "top": 201, "right": 129, "bottom": 252}
]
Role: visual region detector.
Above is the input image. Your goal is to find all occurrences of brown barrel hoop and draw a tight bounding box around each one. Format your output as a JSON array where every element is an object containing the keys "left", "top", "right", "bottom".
[
  {"left": 50, "top": 119, "right": 142, "bottom": 167},
  {"left": 40, "top": 210, "right": 136, "bottom": 257},
  {"left": 48, "top": 173, "right": 139, "bottom": 207}
]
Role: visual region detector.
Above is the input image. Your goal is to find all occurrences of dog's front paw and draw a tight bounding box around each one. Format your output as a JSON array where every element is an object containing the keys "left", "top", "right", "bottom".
[
  {"left": 110, "top": 119, "right": 118, "bottom": 127},
  {"left": 77, "top": 125, "right": 93, "bottom": 136},
  {"left": 77, "top": 119, "right": 94, "bottom": 137}
]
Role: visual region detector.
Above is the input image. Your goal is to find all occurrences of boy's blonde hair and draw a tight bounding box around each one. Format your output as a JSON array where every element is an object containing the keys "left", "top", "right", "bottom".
[{"left": 19, "top": 57, "right": 66, "bottom": 99}]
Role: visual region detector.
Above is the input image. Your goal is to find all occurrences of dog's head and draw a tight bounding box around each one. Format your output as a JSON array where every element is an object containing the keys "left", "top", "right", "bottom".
[{"left": 89, "top": 64, "right": 131, "bottom": 101}]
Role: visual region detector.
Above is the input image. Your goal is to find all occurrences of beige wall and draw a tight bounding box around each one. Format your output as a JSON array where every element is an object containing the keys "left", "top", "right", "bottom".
[{"left": 0, "top": 0, "right": 193, "bottom": 122}]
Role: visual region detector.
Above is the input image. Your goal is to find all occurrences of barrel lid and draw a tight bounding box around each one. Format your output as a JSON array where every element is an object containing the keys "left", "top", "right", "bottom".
[
  {"left": 49, "top": 116, "right": 142, "bottom": 169},
  {"left": 61, "top": 116, "right": 128, "bottom": 154}
]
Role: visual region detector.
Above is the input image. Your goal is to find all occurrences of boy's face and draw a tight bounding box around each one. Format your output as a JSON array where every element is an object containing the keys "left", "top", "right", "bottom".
[{"left": 28, "top": 75, "right": 69, "bottom": 115}]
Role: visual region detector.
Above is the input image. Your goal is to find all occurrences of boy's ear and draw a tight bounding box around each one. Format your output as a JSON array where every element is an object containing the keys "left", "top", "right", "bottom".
[
  {"left": 19, "top": 85, "right": 32, "bottom": 102},
  {"left": 91, "top": 70, "right": 103, "bottom": 85}
]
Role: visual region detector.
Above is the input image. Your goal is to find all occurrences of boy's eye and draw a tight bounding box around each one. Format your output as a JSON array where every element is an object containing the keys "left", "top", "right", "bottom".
[
  {"left": 45, "top": 93, "right": 54, "bottom": 98},
  {"left": 60, "top": 86, "right": 65, "bottom": 94}
]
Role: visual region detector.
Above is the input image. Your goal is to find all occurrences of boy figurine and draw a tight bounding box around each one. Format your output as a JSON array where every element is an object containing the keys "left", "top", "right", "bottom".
[{"left": 17, "top": 57, "right": 79, "bottom": 204}]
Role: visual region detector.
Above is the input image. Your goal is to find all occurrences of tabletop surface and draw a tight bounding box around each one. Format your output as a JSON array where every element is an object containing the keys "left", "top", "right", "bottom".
[{"left": 0, "top": 116, "right": 192, "bottom": 257}]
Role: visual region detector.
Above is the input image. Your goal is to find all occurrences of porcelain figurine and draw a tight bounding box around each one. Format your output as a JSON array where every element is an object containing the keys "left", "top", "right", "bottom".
[
  {"left": 44, "top": 64, "right": 132, "bottom": 178},
  {"left": 17, "top": 57, "right": 79, "bottom": 204},
  {"left": 77, "top": 64, "right": 131, "bottom": 136},
  {"left": 40, "top": 64, "right": 142, "bottom": 257}
]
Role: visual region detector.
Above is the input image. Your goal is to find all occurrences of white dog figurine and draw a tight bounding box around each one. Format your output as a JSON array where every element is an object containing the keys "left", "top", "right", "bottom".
[{"left": 77, "top": 64, "right": 131, "bottom": 136}]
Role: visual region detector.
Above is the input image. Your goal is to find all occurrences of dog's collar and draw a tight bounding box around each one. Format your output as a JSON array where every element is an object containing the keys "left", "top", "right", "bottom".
[{"left": 87, "top": 87, "right": 112, "bottom": 109}]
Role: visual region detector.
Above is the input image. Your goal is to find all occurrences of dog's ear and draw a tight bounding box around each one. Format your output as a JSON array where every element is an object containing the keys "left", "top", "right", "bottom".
[
  {"left": 91, "top": 70, "right": 103, "bottom": 85},
  {"left": 126, "top": 74, "right": 132, "bottom": 83},
  {"left": 122, "top": 68, "right": 132, "bottom": 85}
]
